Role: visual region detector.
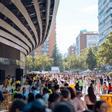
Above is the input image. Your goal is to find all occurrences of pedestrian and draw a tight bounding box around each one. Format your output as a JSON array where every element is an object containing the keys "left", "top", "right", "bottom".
[
  {"left": 84, "top": 86, "right": 96, "bottom": 111},
  {"left": 94, "top": 100, "right": 108, "bottom": 112}
]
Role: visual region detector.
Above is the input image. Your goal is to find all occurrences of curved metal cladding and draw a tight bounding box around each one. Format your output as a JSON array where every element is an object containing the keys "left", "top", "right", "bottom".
[{"left": 0, "top": 0, "right": 59, "bottom": 56}]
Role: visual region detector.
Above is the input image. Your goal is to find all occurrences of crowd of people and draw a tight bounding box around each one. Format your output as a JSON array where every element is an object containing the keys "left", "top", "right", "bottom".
[{"left": 0, "top": 72, "right": 112, "bottom": 112}]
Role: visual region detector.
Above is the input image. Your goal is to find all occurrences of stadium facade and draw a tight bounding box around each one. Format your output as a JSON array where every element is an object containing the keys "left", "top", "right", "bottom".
[{"left": 0, "top": 0, "right": 59, "bottom": 82}]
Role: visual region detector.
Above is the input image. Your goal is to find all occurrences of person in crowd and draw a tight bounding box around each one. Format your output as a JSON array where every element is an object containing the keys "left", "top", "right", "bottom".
[
  {"left": 47, "top": 83, "right": 53, "bottom": 94},
  {"left": 85, "top": 86, "right": 96, "bottom": 111},
  {"left": 67, "top": 87, "right": 76, "bottom": 100},
  {"left": 27, "top": 93, "right": 35, "bottom": 103},
  {"left": 53, "top": 84, "right": 60, "bottom": 93},
  {"left": 108, "top": 82, "right": 112, "bottom": 94},
  {"left": 43, "top": 87, "right": 49, "bottom": 105},
  {"left": 13, "top": 93, "right": 24, "bottom": 100},
  {"left": 0, "top": 72, "right": 111, "bottom": 112},
  {"left": 61, "top": 89, "right": 71, "bottom": 102},
  {"left": 35, "top": 94, "right": 43, "bottom": 100},
  {"left": 23, "top": 99, "right": 47, "bottom": 112},
  {"left": 75, "top": 81, "right": 82, "bottom": 92},
  {"left": 48, "top": 93, "right": 61, "bottom": 109},
  {"left": 94, "top": 100, "right": 108, "bottom": 112},
  {"left": 68, "top": 87, "right": 81, "bottom": 111},
  {"left": 53, "top": 102, "right": 75, "bottom": 112},
  {"left": 74, "top": 91, "right": 87, "bottom": 112},
  {"left": 31, "top": 86, "right": 40, "bottom": 96},
  {"left": 13, "top": 83, "right": 21, "bottom": 95},
  {"left": 9, "top": 99, "right": 26, "bottom": 112},
  {"left": 100, "top": 77, "right": 103, "bottom": 86},
  {"left": 0, "top": 90, "right": 4, "bottom": 102},
  {"left": 79, "top": 78, "right": 83, "bottom": 91},
  {"left": 82, "top": 77, "right": 88, "bottom": 95},
  {"left": 2, "top": 80, "right": 9, "bottom": 93},
  {"left": 102, "top": 82, "right": 108, "bottom": 94},
  {"left": 64, "top": 82, "right": 69, "bottom": 87},
  {"left": 22, "top": 87, "right": 28, "bottom": 100}
]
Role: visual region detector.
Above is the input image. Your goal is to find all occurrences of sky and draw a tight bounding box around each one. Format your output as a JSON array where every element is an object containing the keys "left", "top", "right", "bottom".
[{"left": 56, "top": 0, "right": 98, "bottom": 54}]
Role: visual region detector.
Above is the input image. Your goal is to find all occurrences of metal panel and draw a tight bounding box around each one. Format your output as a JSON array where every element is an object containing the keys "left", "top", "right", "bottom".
[
  {"left": 0, "top": 36, "right": 27, "bottom": 55},
  {"left": 11, "top": 0, "right": 39, "bottom": 46},
  {"left": 33, "top": 0, "right": 42, "bottom": 44},
  {"left": 0, "top": 19, "right": 32, "bottom": 51},
  {"left": 0, "top": 3, "right": 35, "bottom": 48},
  {"left": 0, "top": 29, "right": 29, "bottom": 52}
]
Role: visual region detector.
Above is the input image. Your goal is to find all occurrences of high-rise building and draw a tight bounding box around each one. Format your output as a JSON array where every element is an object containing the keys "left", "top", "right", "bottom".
[
  {"left": 34, "top": 20, "right": 56, "bottom": 57},
  {"left": 76, "top": 31, "right": 99, "bottom": 55},
  {"left": 68, "top": 45, "right": 76, "bottom": 55},
  {"left": 98, "top": 0, "right": 112, "bottom": 44}
]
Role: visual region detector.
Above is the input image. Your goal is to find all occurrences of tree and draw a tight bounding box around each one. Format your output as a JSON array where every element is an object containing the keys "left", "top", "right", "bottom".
[
  {"left": 34, "top": 55, "right": 53, "bottom": 71},
  {"left": 97, "top": 33, "right": 112, "bottom": 66},
  {"left": 25, "top": 55, "right": 33, "bottom": 71},
  {"left": 63, "top": 54, "right": 80, "bottom": 71},
  {"left": 25, "top": 54, "right": 53, "bottom": 72},
  {"left": 78, "top": 48, "right": 89, "bottom": 69},
  {"left": 86, "top": 48, "right": 97, "bottom": 70},
  {"left": 68, "top": 55, "right": 78, "bottom": 69},
  {"left": 63, "top": 58, "right": 69, "bottom": 70},
  {"left": 52, "top": 44, "right": 60, "bottom": 66},
  {"left": 52, "top": 44, "right": 63, "bottom": 71}
]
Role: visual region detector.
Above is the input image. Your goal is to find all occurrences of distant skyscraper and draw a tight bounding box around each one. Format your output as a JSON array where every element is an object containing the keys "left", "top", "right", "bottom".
[
  {"left": 98, "top": 0, "right": 112, "bottom": 44},
  {"left": 34, "top": 20, "right": 56, "bottom": 57},
  {"left": 76, "top": 31, "right": 99, "bottom": 55},
  {"left": 68, "top": 45, "right": 76, "bottom": 55}
]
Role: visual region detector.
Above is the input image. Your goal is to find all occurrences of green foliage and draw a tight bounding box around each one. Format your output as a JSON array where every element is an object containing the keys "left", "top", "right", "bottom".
[
  {"left": 25, "top": 55, "right": 53, "bottom": 71},
  {"left": 78, "top": 48, "right": 88, "bottom": 69},
  {"left": 63, "top": 53, "right": 87, "bottom": 71},
  {"left": 52, "top": 44, "right": 63, "bottom": 71},
  {"left": 63, "top": 54, "right": 78, "bottom": 70},
  {"left": 34, "top": 55, "right": 53, "bottom": 71},
  {"left": 52, "top": 44, "right": 60, "bottom": 66},
  {"left": 25, "top": 33, "right": 112, "bottom": 72},
  {"left": 86, "top": 48, "right": 97, "bottom": 70},
  {"left": 62, "top": 33, "right": 112, "bottom": 71},
  {"left": 97, "top": 33, "right": 112, "bottom": 66},
  {"left": 25, "top": 55, "right": 33, "bottom": 71}
]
